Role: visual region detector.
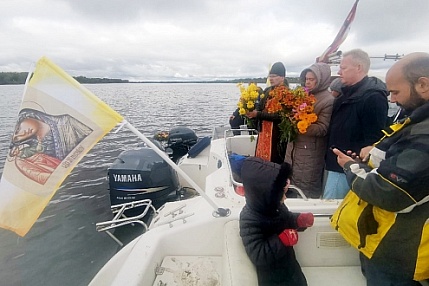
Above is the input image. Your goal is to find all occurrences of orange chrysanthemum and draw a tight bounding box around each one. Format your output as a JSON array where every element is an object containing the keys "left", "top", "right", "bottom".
[{"left": 266, "top": 85, "right": 318, "bottom": 142}]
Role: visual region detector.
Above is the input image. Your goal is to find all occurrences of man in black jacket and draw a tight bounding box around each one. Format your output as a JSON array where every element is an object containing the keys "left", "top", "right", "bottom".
[{"left": 323, "top": 49, "right": 388, "bottom": 199}]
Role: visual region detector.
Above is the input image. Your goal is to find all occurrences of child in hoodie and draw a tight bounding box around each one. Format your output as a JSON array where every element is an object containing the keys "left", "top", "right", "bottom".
[{"left": 239, "top": 156, "right": 314, "bottom": 286}]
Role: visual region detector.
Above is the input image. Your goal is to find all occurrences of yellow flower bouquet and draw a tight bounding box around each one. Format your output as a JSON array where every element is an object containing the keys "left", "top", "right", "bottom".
[
  {"left": 236, "top": 83, "right": 264, "bottom": 127},
  {"left": 266, "top": 85, "right": 317, "bottom": 142},
  {"left": 237, "top": 83, "right": 263, "bottom": 114}
]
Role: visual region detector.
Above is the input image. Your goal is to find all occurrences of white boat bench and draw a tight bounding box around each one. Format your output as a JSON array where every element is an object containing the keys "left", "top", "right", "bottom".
[
  {"left": 302, "top": 266, "right": 364, "bottom": 286},
  {"left": 224, "top": 219, "right": 367, "bottom": 286},
  {"left": 223, "top": 220, "right": 258, "bottom": 286}
]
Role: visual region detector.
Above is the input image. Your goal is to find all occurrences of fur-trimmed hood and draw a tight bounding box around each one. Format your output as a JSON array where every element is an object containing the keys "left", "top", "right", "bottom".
[{"left": 241, "top": 157, "right": 292, "bottom": 216}]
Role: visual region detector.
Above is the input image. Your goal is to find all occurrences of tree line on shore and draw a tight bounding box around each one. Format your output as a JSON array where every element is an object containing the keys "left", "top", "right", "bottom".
[
  {"left": 0, "top": 72, "right": 300, "bottom": 85},
  {"left": 0, "top": 72, "right": 129, "bottom": 85}
]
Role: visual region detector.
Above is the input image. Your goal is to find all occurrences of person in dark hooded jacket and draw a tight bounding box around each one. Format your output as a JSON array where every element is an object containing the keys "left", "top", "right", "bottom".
[{"left": 239, "top": 157, "right": 314, "bottom": 286}]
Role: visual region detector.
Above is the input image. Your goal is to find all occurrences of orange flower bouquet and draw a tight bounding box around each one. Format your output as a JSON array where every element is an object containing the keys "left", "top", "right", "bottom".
[{"left": 266, "top": 85, "right": 317, "bottom": 142}]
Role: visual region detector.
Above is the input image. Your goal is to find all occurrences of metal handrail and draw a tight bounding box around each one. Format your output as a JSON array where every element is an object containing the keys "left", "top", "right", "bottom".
[
  {"left": 289, "top": 184, "right": 309, "bottom": 201},
  {"left": 96, "top": 199, "right": 156, "bottom": 246}
]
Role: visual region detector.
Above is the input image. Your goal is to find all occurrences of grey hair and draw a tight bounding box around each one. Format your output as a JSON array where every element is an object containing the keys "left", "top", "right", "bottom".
[{"left": 343, "top": 49, "right": 370, "bottom": 74}]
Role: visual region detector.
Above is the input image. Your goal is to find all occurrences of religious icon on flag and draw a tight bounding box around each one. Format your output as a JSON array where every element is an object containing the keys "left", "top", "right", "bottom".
[
  {"left": 10, "top": 107, "right": 93, "bottom": 186},
  {"left": 0, "top": 57, "right": 123, "bottom": 236}
]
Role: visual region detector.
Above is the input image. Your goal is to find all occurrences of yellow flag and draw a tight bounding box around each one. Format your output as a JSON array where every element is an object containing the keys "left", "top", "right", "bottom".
[
  {"left": 266, "top": 63, "right": 271, "bottom": 88},
  {"left": 0, "top": 57, "right": 123, "bottom": 236}
]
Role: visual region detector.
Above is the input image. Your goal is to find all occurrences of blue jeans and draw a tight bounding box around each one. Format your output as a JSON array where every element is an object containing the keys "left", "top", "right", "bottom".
[
  {"left": 322, "top": 171, "right": 349, "bottom": 199},
  {"left": 360, "top": 254, "right": 421, "bottom": 286}
]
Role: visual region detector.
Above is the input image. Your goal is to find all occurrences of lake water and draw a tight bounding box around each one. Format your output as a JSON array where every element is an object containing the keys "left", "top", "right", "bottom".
[{"left": 0, "top": 83, "right": 240, "bottom": 286}]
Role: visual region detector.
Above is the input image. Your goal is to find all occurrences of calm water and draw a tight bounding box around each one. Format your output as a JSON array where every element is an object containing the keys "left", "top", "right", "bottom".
[{"left": 0, "top": 83, "right": 240, "bottom": 286}]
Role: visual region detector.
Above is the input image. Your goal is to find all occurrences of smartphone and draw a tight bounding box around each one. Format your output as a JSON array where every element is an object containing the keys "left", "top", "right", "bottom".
[{"left": 329, "top": 145, "right": 348, "bottom": 154}]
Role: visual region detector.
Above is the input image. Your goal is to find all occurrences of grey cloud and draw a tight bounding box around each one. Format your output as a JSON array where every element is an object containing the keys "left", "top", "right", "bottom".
[
  {"left": 0, "top": 0, "right": 428, "bottom": 80},
  {"left": 62, "top": 0, "right": 209, "bottom": 23}
]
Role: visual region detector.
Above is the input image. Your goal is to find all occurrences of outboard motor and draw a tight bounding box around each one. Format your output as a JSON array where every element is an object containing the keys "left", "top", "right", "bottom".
[
  {"left": 108, "top": 147, "right": 180, "bottom": 212},
  {"left": 166, "top": 127, "right": 198, "bottom": 162}
]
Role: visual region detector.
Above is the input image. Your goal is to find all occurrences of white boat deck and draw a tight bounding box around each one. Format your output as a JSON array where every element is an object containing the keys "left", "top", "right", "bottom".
[
  {"left": 90, "top": 129, "right": 368, "bottom": 286},
  {"left": 303, "top": 266, "right": 364, "bottom": 286},
  {"left": 153, "top": 255, "right": 223, "bottom": 285},
  {"left": 152, "top": 220, "right": 365, "bottom": 286}
]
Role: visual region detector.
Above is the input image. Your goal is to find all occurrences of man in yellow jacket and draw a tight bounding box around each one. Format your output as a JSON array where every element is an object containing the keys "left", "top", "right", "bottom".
[{"left": 331, "top": 52, "right": 429, "bottom": 285}]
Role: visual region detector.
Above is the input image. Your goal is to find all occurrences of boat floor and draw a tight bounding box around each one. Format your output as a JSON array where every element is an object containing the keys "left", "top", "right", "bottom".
[
  {"left": 153, "top": 255, "right": 222, "bottom": 285},
  {"left": 152, "top": 219, "right": 366, "bottom": 286},
  {"left": 152, "top": 255, "right": 365, "bottom": 286},
  {"left": 302, "top": 266, "right": 365, "bottom": 285}
]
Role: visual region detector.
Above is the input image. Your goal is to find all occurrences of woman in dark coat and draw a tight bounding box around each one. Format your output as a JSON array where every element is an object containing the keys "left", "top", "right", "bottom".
[{"left": 239, "top": 157, "right": 314, "bottom": 286}]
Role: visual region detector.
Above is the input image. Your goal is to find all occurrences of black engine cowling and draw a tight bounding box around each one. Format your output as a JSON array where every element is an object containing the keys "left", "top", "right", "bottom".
[
  {"left": 166, "top": 127, "right": 198, "bottom": 162},
  {"left": 108, "top": 147, "right": 180, "bottom": 209}
]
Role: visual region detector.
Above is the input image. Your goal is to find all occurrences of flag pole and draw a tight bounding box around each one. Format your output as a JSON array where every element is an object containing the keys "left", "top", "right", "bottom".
[
  {"left": 124, "top": 121, "right": 229, "bottom": 216},
  {"left": 316, "top": 0, "right": 359, "bottom": 63},
  {"left": 19, "top": 63, "right": 35, "bottom": 105}
]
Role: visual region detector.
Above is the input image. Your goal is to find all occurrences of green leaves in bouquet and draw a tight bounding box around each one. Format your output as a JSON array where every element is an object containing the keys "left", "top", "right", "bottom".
[{"left": 278, "top": 116, "right": 298, "bottom": 143}]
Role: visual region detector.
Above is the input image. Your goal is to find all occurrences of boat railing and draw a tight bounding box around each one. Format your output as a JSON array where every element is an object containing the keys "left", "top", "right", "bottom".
[
  {"left": 222, "top": 129, "right": 309, "bottom": 201},
  {"left": 95, "top": 199, "right": 157, "bottom": 247},
  {"left": 223, "top": 128, "right": 257, "bottom": 190},
  {"left": 212, "top": 126, "right": 232, "bottom": 140},
  {"left": 289, "top": 184, "right": 309, "bottom": 201}
]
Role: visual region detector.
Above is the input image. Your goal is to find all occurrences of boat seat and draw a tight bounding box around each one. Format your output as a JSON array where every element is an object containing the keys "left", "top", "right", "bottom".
[
  {"left": 222, "top": 220, "right": 258, "bottom": 286},
  {"left": 302, "top": 266, "right": 365, "bottom": 286},
  {"left": 223, "top": 219, "right": 367, "bottom": 286},
  {"left": 225, "top": 134, "right": 257, "bottom": 157}
]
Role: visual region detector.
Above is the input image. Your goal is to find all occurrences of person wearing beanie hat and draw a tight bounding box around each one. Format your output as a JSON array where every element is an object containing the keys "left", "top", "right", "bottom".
[
  {"left": 269, "top": 62, "right": 286, "bottom": 77},
  {"left": 329, "top": 78, "right": 343, "bottom": 98},
  {"left": 239, "top": 157, "right": 313, "bottom": 286},
  {"left": 246, "top": 62, "right": 288, "bottom": 163},
  {"left": 284, "top": 62, "right": 334, "bottom": 199}
]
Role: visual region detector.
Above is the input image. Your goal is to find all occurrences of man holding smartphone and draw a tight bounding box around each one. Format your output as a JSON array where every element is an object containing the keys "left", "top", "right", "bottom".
[{"left": 331, "top": 52, "right": 429, "bottom": 286}]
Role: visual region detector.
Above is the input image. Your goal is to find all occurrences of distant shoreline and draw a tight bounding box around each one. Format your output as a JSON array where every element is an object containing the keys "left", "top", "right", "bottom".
[{"left": 0, "top": 72, "right": 300, "bottom": 85}]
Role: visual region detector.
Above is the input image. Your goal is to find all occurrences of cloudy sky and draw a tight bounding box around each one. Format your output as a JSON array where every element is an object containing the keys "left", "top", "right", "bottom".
[{"left": 1, "top": 0, "right": 428, "bottom": 81}]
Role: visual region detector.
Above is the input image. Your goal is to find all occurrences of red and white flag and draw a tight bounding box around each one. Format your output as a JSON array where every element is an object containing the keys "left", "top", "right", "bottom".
[{"left": 317, "top": 0, "right": 360, "bottom": 63}]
